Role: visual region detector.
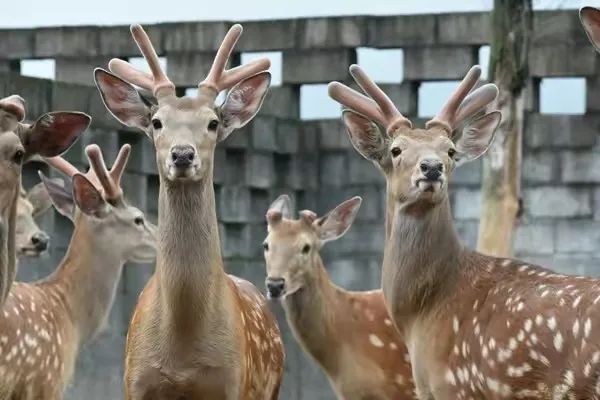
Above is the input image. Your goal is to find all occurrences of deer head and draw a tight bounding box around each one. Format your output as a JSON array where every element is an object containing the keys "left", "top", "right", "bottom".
[
  {"left": 40, "top": 144, "right": 156, "bottom": 263},
  {"left": 328, "top": 65, "right": 500, "bottom": 209},
  {"left": 94, "top": 24, "right": 271, "bottom": 183},
  {"left": 263, "top": 195, "right": 362, "bottom": 299},
  {"left": 15, "top": 182, "right": 56, "bottom": 256},
  {"left": 0, "top": 95, "right": 90, "bottom": 218}
]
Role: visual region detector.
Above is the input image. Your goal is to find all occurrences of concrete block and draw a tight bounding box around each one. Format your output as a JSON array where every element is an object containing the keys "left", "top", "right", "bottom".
[
  {"left": 274, "top": 155, "right": 302, "bottom": 190},
  {"left": 593, "top": 188, "right": 600, "bottom": 221},
  {"left": 121, "top": 173, "right": 148, "bottom": 212},
  {"left": 533, "top": 10, "right": 592, "bottom": 46},
  {"left": 587, "top": 74, "right": 600, "bottom": 112},
  {"left": 55, "top": 57, "right": 111, "bottom": 85},
  {"left": 335, "top": 222, "right": 385, "bottom": 255},
  {"left": 320, "top": 152, "right": 347, "bottom": 187},
  {"left": 367, "top": 15, "right": 436, "bottom": 48},
  {"left": 34, "top": 27, "right": 99, "bottom": 58},
  {"left": 404, "top": 46, "right": 477, "bottom": 81},
  {"left": 326, "top": 257, "right": 381, "bottom": 291},
  {"left": 454, "top": 220, "right": 479, "bottom": 248},
  {"left": 123, "top": 132, "right": 157, "bottom": 175},
  {"left": 0, "top": 29, "right": 35, "bottom": 59},
  {"left": 282, "top": 50, "right": 355, "bottom": 84},
  {"left": 219, "top": 223, "right": 251, "bottom": 258},
  {"left": 276, "top": 120, "right": 300, "bottom": 154},
  {"left": 297, "top": 17, "right": 366, "bottom": 49},
  {"left": 146, "top": 176, "right": 160, "bottom": 215},
  {"left": 451, "top": 158, "right": 482, "bottom": 185},
  {"left": 82, "top": 129, "right": 120, "bottom": 165},
  {"left": 437, "top": 12, "right": 490, "bottom": 45},
  {"left": 249, "top": 188, "right": 271, "bottom": 224},
  {"left": 529, "top": 45, "right": 597, "bottom": 77},
  {"left": 315, "top": 119, "right": 351, "bottom": 150},
  {"left": 317, "top": 184, "right": 383, "bottom": 223},
  {"left": 514, "top": 222, "right": 555, "bottom": 256},
  {"left": 524, "top": 186, "right": 592, "bottom": 218},
  {"left": 261, "top": 85, "right": 300, "bottom": 119},
  {"left": 222, "top": 127, "right": 250, "bottom": 150},
  {"left": 378, "top": 82, "right": 418, "bottom": 117},
  {"left": 301, "top": 156, "right": 319, "bottom": 190},
  {"left": 556, "top": 220, "right": 600, "bottom": 253},
  {"left": 5, "top": 74, "right": 52, "bottom": 120},
  {"left": 300, "top": 121, "right": 319, "bottom": 152},
  {"left": 213, "top": 147, "right": 226, "bottom": 185},
  {"left": 452, "top": 188, "right": 481, "bottom": 220},
  {"left": 245, "top": 152, "right": 275, "bottom": 189},
  {"left": 348, "top": 153, "right": 384, "bottom": 185},
  {"left": 522, "top": 151, "right": 557, "bottom": 184},
  {"left": 218, "top": 185, "right": 251, "bottom": 223},
  {"left": 99, "top": 25, "right": 163, "bottom": 57},
  {"left": 167, "top": 52, "right": 217, "bottom": 86},
  {"left": 163, "top": 22, "right": 230, "bottom": 52},
  {"left": 251, "top": 117, "right": 277, "bottom": 151},
  {"left": 235, "top": 20, "right": 297, "bottom": 51},
  {"left": 51, "top": 80, "right": 93, "bottom": 112},
  {"left": 561, "top": 150, "right": 600, "bottom": 184},
  {"left": 525, "top": 114, "right": 600, "bottom": 149}
]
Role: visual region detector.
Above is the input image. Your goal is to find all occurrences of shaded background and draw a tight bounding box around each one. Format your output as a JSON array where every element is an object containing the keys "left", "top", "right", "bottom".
[{"left": 3, "top": 0, "right": 600, "bottom": 398}]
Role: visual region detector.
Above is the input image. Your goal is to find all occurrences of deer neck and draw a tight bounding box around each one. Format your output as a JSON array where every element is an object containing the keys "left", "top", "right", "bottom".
[
  {"left": 0, "top": 182, "right": 19, "bottom": 304},
  {"left": 382, "top": 194, "right": 463, "bottom": 328},
  {"left": 155, "top": 171, "right": 225, "bottom": 332},
  {"left": 45, "top": 214, "right": 125, "bottom": 344},
  {"left": 283, "top": 257, "right": 339, "bottom": 372}
]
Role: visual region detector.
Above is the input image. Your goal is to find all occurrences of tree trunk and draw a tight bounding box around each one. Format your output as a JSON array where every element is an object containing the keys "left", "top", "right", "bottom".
[{"left": 477, "top": 0, "right": 532, "bottom": 257}]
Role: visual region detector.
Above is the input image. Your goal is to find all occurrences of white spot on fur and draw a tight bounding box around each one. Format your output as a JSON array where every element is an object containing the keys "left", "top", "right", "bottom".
[
  {"left": 554, "top": 332, "right": 563, "bottom": 352},
  {"left": 368, "top": 334, "right": 384, "bottom": 348}
]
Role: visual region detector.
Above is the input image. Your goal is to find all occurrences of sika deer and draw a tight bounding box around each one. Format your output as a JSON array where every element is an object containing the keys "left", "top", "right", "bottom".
[
  {"left": 0, "top": 143, "right": 156, "bottom": 399},
  {"left": 328, "top": 65, "right": 600, "bottom": 399},
  {"left": 15, "top": 182, "right": 54, "bottom": 257},
  {"left": 94, "top": 24, "right": 284, "bottom": 399},
  {"left": 263, "top": 195, "right": 414, "bottom": 400},
  {"left": 0, "top": 95, "right": 89, "bottom": 306}
]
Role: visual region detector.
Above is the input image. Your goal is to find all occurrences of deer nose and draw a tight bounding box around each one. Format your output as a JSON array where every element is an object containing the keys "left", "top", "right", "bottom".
[
  {"left": 31, "top": 232, "right": 49, "bottom": 251},
  {"left": 419, "top": 159, "right": 443, "bottom": 180},
  {"left": 266, "top": 277, "right": 286, "bottom": 299},
  {"left": 170, "top": 145, "right": 196, "bottom": 168}
]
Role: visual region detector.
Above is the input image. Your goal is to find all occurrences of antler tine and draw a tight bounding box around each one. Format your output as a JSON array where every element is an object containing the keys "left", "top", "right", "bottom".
[
  {"left": 199, "top": 24, "right": 270, "bottom": 93},
  {"left": 328, "top": 82, "right": 389, "bottom": 128},
  {"left": 108, "top": 24, "right": 175, "bottom": 98},
  {"left": 426, "top": 65, "right": 483, "bottom": 133},
  {"left": 109, "top": 144, "right": 131, "bottom": 187},
  {"left": 348, "top": 65, "right": 412, "bottom": 133},
  {"left": 85, "top": 145, "right": 121, "bottom": 200},
  {"left": 44, "top": 156, "right": 80, "bottom": 178}
]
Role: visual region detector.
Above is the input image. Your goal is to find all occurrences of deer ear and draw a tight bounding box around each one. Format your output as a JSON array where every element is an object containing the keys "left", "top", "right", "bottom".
[
  {"left": 454, "top": 111, "right": 501, "bottom": 166},
  {"left": 27, "top": 180, "right": 58, "bottom": 217},
  {"left": 314, "top": 196, "right": 362, "bottom": 243},
  {"left": 341, "top": 110, "right": 390, "bottom": 168},
  {"left": 38, "top": 171, "right": 74, "bottom": 220},
  {"left": 71, "top": 174, "right": 109, "bottom": 218},
  {"left": 581, "top": 7, "right": 600, "bottom": 52},
  {"left": 218, "top": 72, "right": 271, "bottom": 142},
  {"left": 21, "top": 112, "right": 90, "bottom": 159},
  {"left": 94, "top": 68, "right": 152, "bottom": 132}
]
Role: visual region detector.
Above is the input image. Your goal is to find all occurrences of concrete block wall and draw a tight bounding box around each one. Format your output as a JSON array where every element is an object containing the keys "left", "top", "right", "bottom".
[{"left": 2, "top": 9, "right": 600, "bottom": 399}]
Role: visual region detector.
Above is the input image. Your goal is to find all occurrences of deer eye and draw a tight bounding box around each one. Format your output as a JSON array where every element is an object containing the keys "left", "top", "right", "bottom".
[
  {"left": 448, "top": 148, "right": 457, "bottom": 158},
  {"left": 134, "top": 216, "right": 144, "bottom": 226},
  {"left": 263, "top": 242, "right": 269, "bottom": 252},
  {"left": 208, "top": 119, "right": 219, "bottom": 131},
  {"left": 301, "top": 244, "right": 311, "bottom": 254},
  {"left": 151, "top": 118, "right": 163, "bottom": 130},
  {"left": 13, "top": 149, "right": 24, "bottom": 164},
  {"left": 390, "top": 147, "right": 402, "bottom": 158}
]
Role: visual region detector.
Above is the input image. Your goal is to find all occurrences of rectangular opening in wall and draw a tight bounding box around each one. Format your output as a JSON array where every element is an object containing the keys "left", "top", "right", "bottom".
[
  {"left": 356, "top": 48, "right": 403, "bottom": 83},
  {"left": 185, "top": 87, "right": 226, "bottom": 105},
  {"left": 540, "top": 77, "right": 585, "bottom": 114},
  {"left": 300, "top": 84, "right": 341, "bottom": 120},
  {"left": 478, "top": 45, "right": 490, "bottom": 81},
  {"left": 240, "top": 52, "right": 282, "bottom": 87},
  {"left": 418, "top": 81, "right": 460, "bottom": 118},
  {"left": 128, "top": 56, "right": 167, "bottom": 76},
  {"left": 20, "top": 59, "right": 55, "bottom": 80}
]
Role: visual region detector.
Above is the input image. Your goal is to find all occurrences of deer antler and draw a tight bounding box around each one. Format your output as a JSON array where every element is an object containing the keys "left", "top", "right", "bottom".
[
  {"left": 0, "top": 95, "right": 26, "bottom": 122},
  {"left": 44, "top": 144, "right": 131, "bottom": 201},
  {"left": 108, "top": 24, "right": 175, "bottom": 99},
  {"left": 199, "top": 24, "right": 271, "bottom": 94},
  {"left": 425, "top": 65, "right": 498, "bottom": 134},
  {"left": 328, "top": 64, "right": 412, "bottom": 135}
]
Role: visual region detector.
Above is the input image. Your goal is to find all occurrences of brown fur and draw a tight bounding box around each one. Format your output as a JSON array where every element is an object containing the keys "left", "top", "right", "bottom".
[{"left": 264, "top": 207, "right": 414, "bottom": 400}]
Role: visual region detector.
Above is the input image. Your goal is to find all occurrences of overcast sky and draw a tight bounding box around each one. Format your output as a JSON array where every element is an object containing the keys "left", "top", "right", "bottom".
[{"left": 3, "top": 0, "right": 599, "bottom": 118}]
